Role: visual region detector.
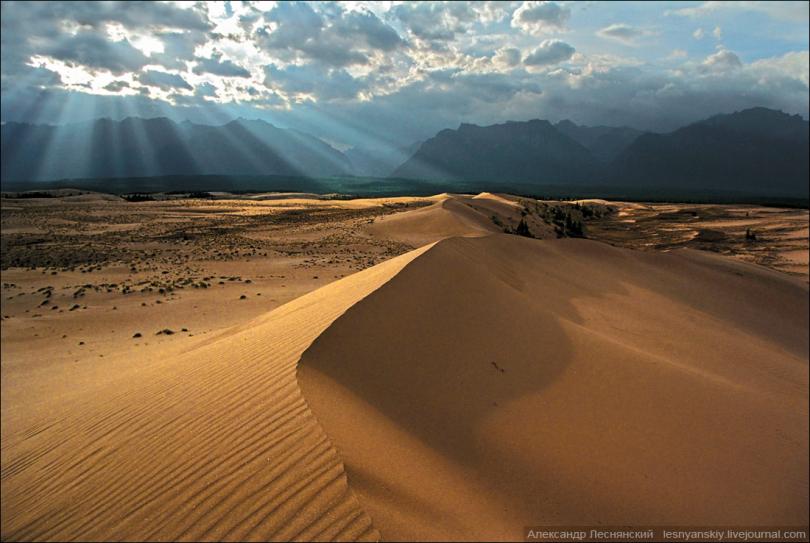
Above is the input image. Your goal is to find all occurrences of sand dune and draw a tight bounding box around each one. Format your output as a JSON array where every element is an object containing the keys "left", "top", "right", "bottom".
[
  {"left": 2, "top": 194, "right": 807, "bottom": 541},
  {"left": 365, "top": 194, "right": 497, "bottom": 247},
  {"left": 1, "top": 243, "right": 434, "bottom": 541},
  {"left": 299, "top": 234, "right": 809, "bottom": 540},
  {"left": 364, "top": 192, "right": 552, "bottom": 247}
]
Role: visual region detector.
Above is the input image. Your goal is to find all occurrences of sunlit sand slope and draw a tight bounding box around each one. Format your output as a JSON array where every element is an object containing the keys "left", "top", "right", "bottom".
[
  {"left": 299, "top": 234, "right": 809, "bottom": 541},
  {"left": 365, "top": 193, "right": 531, "bottom": 247},
  {"left": 1, "top": 243, "right": 434, "bottom": 541}
]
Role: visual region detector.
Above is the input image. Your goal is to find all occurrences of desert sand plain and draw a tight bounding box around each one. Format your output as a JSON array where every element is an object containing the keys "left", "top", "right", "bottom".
[{"left": 1, "top": 191, "right": 808, "bottom": 541}]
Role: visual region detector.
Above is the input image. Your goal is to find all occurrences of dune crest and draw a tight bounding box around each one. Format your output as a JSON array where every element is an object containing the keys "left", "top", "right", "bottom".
[
  {"left": 365, "top": 193, "right": 551, "bottom": 247},
  {"left": 365, "top": 196, "right": 496, "bottom": 247},
  {"left": 472, "top": 192, "right": 521, "bottom": 207},
  {"left": 1, "top": 242, "right": 435, "bottom": 541},
  {"left": 299, "top": 234, "right": 809, "bottom": 541}
]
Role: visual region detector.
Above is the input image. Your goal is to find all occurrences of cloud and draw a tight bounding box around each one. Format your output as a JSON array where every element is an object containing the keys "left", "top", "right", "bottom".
[
  {"left": 40, "top": 32, "right": 152, "bottom": 74},
  {"left": 139, "top": 70, "right": 192, "bottom": 90},
  {"left": 0, "top": 0, "right": 807, "bottom": 150},
  {"left": 693, "top": 25, "right": 722, "bottom": 42},
  {"left": 0, "top": 1, "right": 210, "bottom": 80},
  {"left": 0, "top": 65, "right": 63, "bottom": 93},
  {"left": 667, "top": 49, "right": 688, "bottom": 60},
  {"left": 597, "top": 23, "right": 653, "bottom": 44},
  {"left": 103, "top": 80, "right": 131, "bottom": 93},
  {"left": 337, "top": 9, "right": 402, "bottom": 50},
  {"left": 151, "top": 30, "right": 210, "bottom": 70},
  {"left": 288, "top": 46, "right": 807, "bottom": 146},
  {"left": 471, "top": 1, "right": 517, "bottom": 24},
  {"left": 264, "top": 63, "right": 364, "bottom": 101},
  {"left": 524, "top": 40, "right": 575, "bottom": 66},
  {"left": 73, "top": 0, "right": 210, "bottom": 30},
  {"left": 425, "top": 69, "right": 543, "bottom": 103},
  {"left": 10, "top": 0, "right": 211, "bottom": 32},
  {"left": 669, "top": 1, "right": 809, "bottom": 23},
  {"left": 390, "top": 2, "right": 478, "bottom": 42},
  {"left": 257, "top": 2, "right": 402, "bottom": 66},
  {"left": 700, "top": 48, "right": 743, "bottom": 72},
  {"left": 495, "top": 47, "right": 522, "bottom": 67},
  {"left": 195, "top": 82, "right": 218, "bottom": 97},
  {"left": 750, "top": 50, "right": 809, "bottom": 86},
  {"left": 511, "top": 1, "right": 570, "bottom": 35},
  {"left": 193, "top": 55, "right": 251, "bottom": 78}
]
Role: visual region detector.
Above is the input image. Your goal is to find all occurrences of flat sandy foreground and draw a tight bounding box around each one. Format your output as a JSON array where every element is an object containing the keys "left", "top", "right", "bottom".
[{"left": 1, "top": 192, "right": 808, "bottom": 541}]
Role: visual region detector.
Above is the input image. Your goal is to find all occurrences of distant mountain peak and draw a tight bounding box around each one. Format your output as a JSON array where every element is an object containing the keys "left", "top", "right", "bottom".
[
  {"left": 553, "top": 119, "right": 645, "bottom": 162},
  {"left": 700, "top": 107, "right": 806, "bottom": 125},
  {"left": 732, "top": 106, "right": 795, "bottom": 117},
  {"left": 610, "top": 106, "right": 808, "bottom": 197},
  {"left": 392, "top": 117, "right": 597, "bottom": 184}
]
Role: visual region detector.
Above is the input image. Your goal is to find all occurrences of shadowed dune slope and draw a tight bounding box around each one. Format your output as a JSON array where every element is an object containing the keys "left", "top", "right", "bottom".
[
  {"left": 1, "top": 243, "right": 435, "bottom": 542},
  {"left": 299, "top": 234, "right": 809, "bottom": 541}
]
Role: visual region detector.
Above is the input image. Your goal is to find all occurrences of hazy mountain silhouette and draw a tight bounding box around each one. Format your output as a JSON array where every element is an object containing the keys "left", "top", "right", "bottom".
[
  {"left": 3, "top": 108, "right": 807, "bottom": 199},
  {"left": 608, "top": 107, "right": 809, "bottom": 197},
  {"left": 391, "top": 108, "right": 808, "bottom": 198},
  {"left": 391, "top": 119, "right": 599, "bottom": 184},
  {"left": 554, "top": 120, "right": 644, "bottom": 163},
  {"left": 1, "top": 117, "right": 351, "bottom": 182},
  {"left": 346, "top": 141, "right": 423, "bottom": 177}
]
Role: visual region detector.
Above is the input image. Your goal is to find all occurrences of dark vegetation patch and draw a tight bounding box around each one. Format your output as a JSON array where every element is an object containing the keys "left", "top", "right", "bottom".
[{"left": 121, "top": 193, "right": 155, "bottom": 202}]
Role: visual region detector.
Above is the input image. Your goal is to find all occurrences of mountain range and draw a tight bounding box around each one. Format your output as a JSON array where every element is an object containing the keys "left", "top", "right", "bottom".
[
  {"left": 2, "top": 107, "right": 808, "bottom": 198},
  {"left": 608, "top": 107, "right": 809, "bottom": 196},
  {"left": 391, "top": 119, "right": 599, "bottom": 184},
  {"left": 1, "top": 117, "right": 352, "bottom": 182}
]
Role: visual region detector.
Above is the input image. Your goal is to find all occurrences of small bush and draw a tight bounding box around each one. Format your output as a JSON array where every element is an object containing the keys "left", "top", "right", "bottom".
[
  {"left": 505, "top": 219, "right": 534, "bottom": 238},
  {"left": 564, "top": 215, "right": 584, "bottom": 237},
  {"left": 514, "top": 219, "right": 533, "bottom": 237}
]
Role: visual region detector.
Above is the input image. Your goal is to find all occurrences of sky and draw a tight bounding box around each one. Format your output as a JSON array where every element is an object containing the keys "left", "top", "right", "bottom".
[{"left": 1, "top": 1, "right": 808, "bottom": 150}]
